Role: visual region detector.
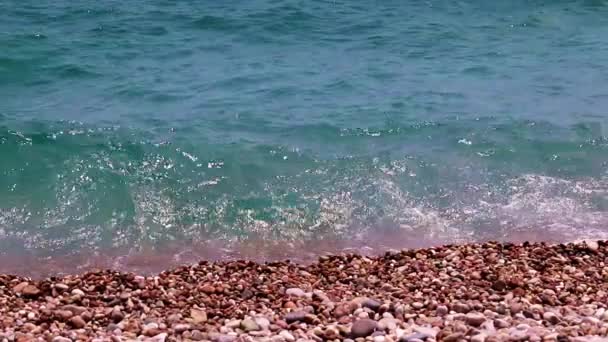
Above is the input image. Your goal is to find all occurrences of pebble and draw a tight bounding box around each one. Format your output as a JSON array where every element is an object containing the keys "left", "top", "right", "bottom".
[
  {"left": 362, "top": 298, "right": 382, "bottom": 312},
  {"left": 52, "top": 337, "right": 72, "bottom": 342},
  {"left": 436, "top": 305, "right": 449, "bottom": 316},
  {"left": 285, "top": 311, "right": 307, "bottom": 324},
  {"left": 71, "top": 289, "right": 85, "bottom": 297},
  {"left": 68, "top": 316, "right": 86, "bottom": 328},
  {"left": 351, "top": 319, "right": 378, "bottom": 338},
  {"left": 543, "top": 312, "right": 560, "bottom": 324},
  {"left": 190, "top": 308, "right": 207, "bottom": 323},
  {"left": 240, "top": 318, "right": 260, "bottom": 332},
  {"left": 279, "top": 331, "right": 295, "bottom": 342},
  {"left": 172, "top": 323, "right": 191, "bottom": 333},
  {"left": 286, "top": 288, "right": 307, "bottom": 297},
  {"left": 466, "top": 312, "right": 487, "bottom": 327}
]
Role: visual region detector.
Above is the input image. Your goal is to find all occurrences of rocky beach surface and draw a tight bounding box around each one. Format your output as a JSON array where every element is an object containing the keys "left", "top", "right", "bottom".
[{"left": 1, "top": 241, "right": 608, "bottom": 342}]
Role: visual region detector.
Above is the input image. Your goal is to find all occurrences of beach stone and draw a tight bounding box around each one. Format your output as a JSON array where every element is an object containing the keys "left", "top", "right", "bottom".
[
  {"left": 443, "top": 333, "right": 464, "bottom": 342},
  {"left": 466, "top": 312, "right": 487, "bottom": 327},
  {"left": 255, "top": 317, "right": 271, "bottom": 330},
  {"left": 202, "top": 284, "right": 216, "bottom": 294},
  {"left": 241, "top": 318, "right": 260, "bottom": 332},
  {"left": 543, "top": 312, "right": 560, "bottom": 325},
  {"left": 334, "top": 304, "right": 352, "bottom": 318},
  {"left": 471, "top": 333, "right": 487, "bottom": 342},
  {"left": 217, "top": 335, "right": 237, "bottom": 342},
  {"left": 173, "top": 323, "right": 191, "bottom": 333},
  {"left": 69, "top": 316, "right": 86, "bottom": 328},
  {"left": 143, "top": 322, "right": 160, "bottom": 336},
  {"left": 585, "top": 240, "right": 599, "bottom": 251},
  {"left": 12, "top": 282, "right": 29, "bottom": 293},
  {"left": 436, "top": 305, "right": 449, "bottom": 316},
  {"left": 378, "top": 317, "right": 398, "bottom": 331},
  {"left": 71, "top": 289, "right": 85, "bottom": 297},
  {"left": 351, "top": 319, "right": 378, "bottom": 338},
  {"left": 286, "top": 288, "right": 306, "bottom": 297},
  {"left": 362, "top": 298, "right": 382, "bottom": 312},
  {"left": 52, "top": 337, "right": 71, "bottom": 342},
  {"left": 225, "top": 319, "right": 241, "bottom": 329},
  {"left": 21, "top": 285, "right": 41, "bottom": 298},
  {"left": 150, "top": 333, "right": 167, "bottom": 342},
  {"left": 54, "top": 283, "right": 69, "bottom": 291},
  {"left": 413, "top": 327, "right": 438, "bottom": 338},
  {"left": 374, "top": 336, "right": 386, "bottom": 342},
  {"left": 190, "top": 308, "right": 207, "bottom": 323},
  {"left": 285, "top": 311, "right": 307, "bottom": 324},
  {"left": 111, "top": 308, "right": 124, "bottom": 322},
  {"left": 400, "top": 333, "right": 430, "bottom": 342},
  {"left": 279, "top": 331, "right": 295, "bottom": 342},
  {"left": 453, "top": 303, "right": 470, "bottom": 313},
  {"left": 495, "top": 319, "right": 510, "bottom": 329},
  {"left": 324, "top": 327, "right": 340, "bottom": 340},
  {"left": 190, "top": 330, "right": 206, "bottom": 341},
  {"left": 55, "top": 310, "right": 73, "bottom": 320}
]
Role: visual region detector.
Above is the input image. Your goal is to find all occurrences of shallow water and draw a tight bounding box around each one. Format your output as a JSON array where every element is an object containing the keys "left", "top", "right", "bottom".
[{"left": 1, "top": 0, "right": 608, "bottom": 275}]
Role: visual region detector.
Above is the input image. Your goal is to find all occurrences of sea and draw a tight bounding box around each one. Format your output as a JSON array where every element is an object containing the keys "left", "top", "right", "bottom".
[{"left": 2, "top": 0, "right": 608, "bottom": 276}]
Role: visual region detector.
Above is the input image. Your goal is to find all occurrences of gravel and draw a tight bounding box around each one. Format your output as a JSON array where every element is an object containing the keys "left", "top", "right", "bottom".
[{"left": 0, "top": 241, "right": 607, "bottom": 341}]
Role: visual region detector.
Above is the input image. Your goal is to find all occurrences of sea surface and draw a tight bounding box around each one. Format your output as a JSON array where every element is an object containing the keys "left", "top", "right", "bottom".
[{"left": 2, "top": 0, "right": 608, "bottom": 275}]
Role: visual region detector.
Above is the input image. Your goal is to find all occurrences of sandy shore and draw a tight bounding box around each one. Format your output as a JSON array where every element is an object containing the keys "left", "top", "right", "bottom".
[{"left": 1, "top": 241, "right": 607, "bottom": 341}]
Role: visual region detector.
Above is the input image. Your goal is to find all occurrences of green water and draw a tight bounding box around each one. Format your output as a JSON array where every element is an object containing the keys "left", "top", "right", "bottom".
[{"left": 1, "top": 0, "right": 608, "bottom": 268}]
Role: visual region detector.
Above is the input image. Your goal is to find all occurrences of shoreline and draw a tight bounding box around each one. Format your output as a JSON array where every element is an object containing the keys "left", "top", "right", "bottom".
[{"left": 1, "top": 240, "right": 607, "bottom": 341}]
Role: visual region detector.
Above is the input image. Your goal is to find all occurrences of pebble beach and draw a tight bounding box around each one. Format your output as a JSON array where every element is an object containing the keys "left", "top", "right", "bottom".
[{"left": 1, "top": 241, "right": 608, "bottom": 342}]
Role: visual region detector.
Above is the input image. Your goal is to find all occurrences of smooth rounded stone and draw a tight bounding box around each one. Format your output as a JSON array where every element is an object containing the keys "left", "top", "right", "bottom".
[
  {"left": 509, "top": 330, "right": 528, "bottom": 342},
  {"left": 286, "top": 288, "right": 307, "bottom": 298},
  {"left": 149, "top": 333, "right": 167, "bottom": 342},
  {"left": 52, "top": 337, "right": 72, "bottom": 342},
  {"left": 358, "top": 312, "right": 370, "bottom": 319},
  {"left": 216, "top": 335, "right": 237, "bottom": 342},
  {"left": 241, "top": 318, "right": 260, "bottom": 332},
  {"left": 173, "top": 323, "right": 191, "bottom": 333},
  {"left": 443, "top": 333, "right": 464, "bottom": 342},
  {"left": 373, "top": 336, "right": 386, "bottom": 342},
  {"left": 69, "top": 316, "right": 86, "bottom": 329},
  {"left": 436, "top": 306, "right": 449, "bottom": 316},
  {"left": 351, "top": 319, "right": 379, "bottom": 338},
  {"left": 413, "top": 327, "right": 438, "bottom": 338},
  {"left": 111, "top": 308, "right": 125, "bottom": 323},
  {"left": 324, "top": 327, "right": 340, "bottom": 340},
  {"left": 190, "top": 330, "right": 206, "bottom": 341},
  {"left": 21, "top": 285, "right": 41, "bottom": 298},
  {"left": 399, "top": 333, "right": 430, "bottom": 342},
  {"left": 378, "top": 318, "right": 398, "bottom": 331},
  {"left": 71, "top": 289, "right": 85, "bottom": 297},
  {"left": 255, "top": 317, "right": 271, "bottom": 331},
  {"left": 225, "top": 319, "right": 241, "bottom": 329},
  {"left": 471, "top": 333, "right": 487, "bottom": 342},
  {"left": 585, "top": 240, "right": 599, "bottom": 251},
  {"left": 453, "top": 303, "right": 470, "bottom": 313},
  {"left": 271, "top": 336, "right": 286, "bottom": 342},
  {"left": 543, "top": 312, "right": 560, "bottom": 325},
  {"left": 335, "top": 304, "right": 354, "bottom": 318},
  {"left": 412, "top": 302, "right": 424, "bottom": 310},
  {"left": 494, "top": 319, "right": 510, "bottom": 329},
  {"left": 285, "top": 311, "right": 307, "bottom": 324},
  {"left": 279, "top": 330, "right": 295, "bottom": 342},
  {"left": 362, "top": 299, "right": 382, "bottom": 312},
  {"left": 584, "top": 316, "right": 602, "bottom": 326},
  {"left": 55, "top": 310, "right": 73, "bottom": 320},
  {"left": 466, "top": 312, "right": 487, "bottom": 327}
]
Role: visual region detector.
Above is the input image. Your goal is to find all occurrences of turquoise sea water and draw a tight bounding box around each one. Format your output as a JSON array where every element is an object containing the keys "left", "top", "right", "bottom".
[{"left": 2, "top": 0, "right": 608, "bottom": 273}]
